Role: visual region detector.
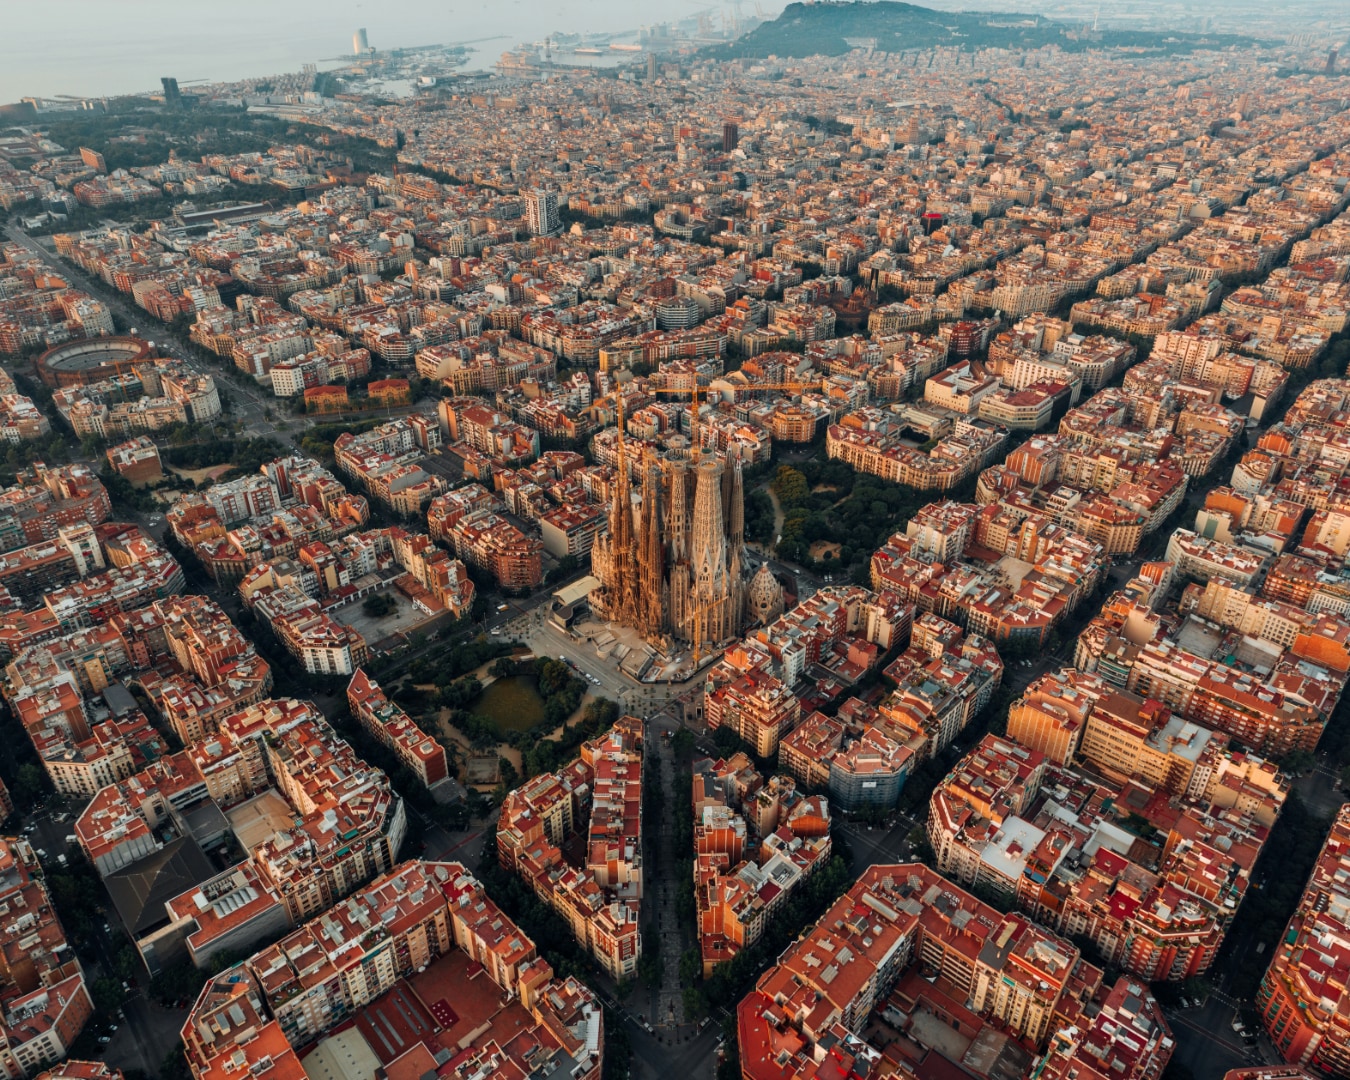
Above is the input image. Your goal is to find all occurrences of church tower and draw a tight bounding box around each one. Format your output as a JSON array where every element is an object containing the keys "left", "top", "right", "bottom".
[
  {"left": 587, "top": 405, "right": 751, "bottom": 656},
  {"left": 607, "top": 437, "right": 641, "bottom": 626},
  {"left": 638, "top": 456, "right": 665, "bottom": 632},
  {"left": 690, "top": 458, "right": 734, "bottom": 645},
  {"left": 726, "top": 454, "right": 746, "bottom": 630},
  {"left": 667, "top": 455, "right": 691, "bottom": 637},
  {"left": 748, "top": 563, "right": 784, "bottom": 625}
]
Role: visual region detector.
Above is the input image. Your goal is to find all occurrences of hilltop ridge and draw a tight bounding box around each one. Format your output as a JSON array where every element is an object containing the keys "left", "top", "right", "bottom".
[{"left": 704, "top": 1, "right": 1257, "bottom": 59}]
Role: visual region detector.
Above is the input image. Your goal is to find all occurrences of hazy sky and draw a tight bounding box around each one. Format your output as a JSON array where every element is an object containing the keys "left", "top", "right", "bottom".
[
  {"left": 5, "top": 0, "right": 1341, "bottom": 102},
  {"left": 2, "top": 0, "right": 758, "bottom": 102}
]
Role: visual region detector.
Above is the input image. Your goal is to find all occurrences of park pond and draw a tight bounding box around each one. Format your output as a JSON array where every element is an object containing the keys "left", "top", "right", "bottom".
[{"left": 472, "top": 675, "right": 547, "bottom": 732}]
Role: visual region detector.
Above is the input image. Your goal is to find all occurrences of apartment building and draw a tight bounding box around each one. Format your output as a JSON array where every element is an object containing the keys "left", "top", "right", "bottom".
[
  {"left": 105, "top": 437, "right": 163, "bottom": 484},
  {"left": 0, "top": 839, "right": 93, "bottom": 1079},
  {"left": 1258, "top": 804, "right": 1350, "bottom": 1075},
  {"left": 738, "top": 862, "right": 1173, "bottom": 1080},
  {"left": 73, "top": 697, "right": 407, "bottom": 972},
  {"left": 779, "top": 699, "right": 915, "bottom": 811},
  {"left": 703, "top": 666, "right": 801, "bottom": 758},
  {"left": 1006, "top": 668, "right": 1105, "bottom": 765},
  {"left": 871, "top": 501, "right": 1105, "bottom": 651},
  {"left": 442, "top": 507, "right": 543, "bottom": 590},
  {"left": 828, "top": 414, "right": 1007, "bottom": 492},
  {"left": 1126, "top": 641, "right": 1327, "bottom": 756},
  {"left": 33, "top": 1063, "right": 125, "bottom": 1080},
  {"left": 692, "top": 759, "right": 831, "bottom": 975},
  {"left": 250, "top": 583, "right": 369, "bottom": 676},
  {"left": 1165, "top": 529, "right": 1268, "bottom": 587},
  {"left": 346, "top": 670, "right": 449, "bottom": 789},
  {"left": 181, "top": 859, "right": 602, "bottom": 1080},
  {"left": 34, "top": 707, "right": 155, "bottom": 799},
  {"left": 930, "top": 735, "right": 1274, "bottom": 983},
  {"left": 539, "top": 502, "right": 607, "bottom": 558},
  {"left": 156, "top": 594, "right": 273, "bottom": 741},
  {"left": 0, "top": 524, "right": 105, "bottom": 606},
  {"left": 333, "top": 416, "right": 445, "bottom": 514},
  {"left": 497, "top": 719, "right": 644, "bottom": 979},
  {"left": 52, "top": 359, "right": 220, "bottom": 439}
]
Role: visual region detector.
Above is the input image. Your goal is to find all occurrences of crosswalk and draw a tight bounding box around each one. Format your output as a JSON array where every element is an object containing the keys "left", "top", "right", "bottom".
[{"left": 1167, "top": 1011, "right": 1252, "bottom": 1057}]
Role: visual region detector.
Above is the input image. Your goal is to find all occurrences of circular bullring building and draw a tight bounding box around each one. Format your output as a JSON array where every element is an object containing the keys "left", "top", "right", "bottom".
[{"left": 36, "top": 335, "right": 155, "bottom": 388}]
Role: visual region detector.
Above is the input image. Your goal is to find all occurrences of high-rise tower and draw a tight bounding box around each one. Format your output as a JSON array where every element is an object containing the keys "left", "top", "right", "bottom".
[{"left": 525, "top": 190, "right": 561, "bottom": 237}]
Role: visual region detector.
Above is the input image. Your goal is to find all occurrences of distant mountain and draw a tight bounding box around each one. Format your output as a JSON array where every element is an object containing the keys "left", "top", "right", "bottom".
[{"left": 704, "top": 1, "right": 1256, "bottom": 60}]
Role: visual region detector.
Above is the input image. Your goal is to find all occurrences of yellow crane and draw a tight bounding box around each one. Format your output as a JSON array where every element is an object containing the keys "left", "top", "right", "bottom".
[
  {"left": 612, "top": 385, "right": 629, "bottom": 475},
  {"left": 641, "top": 376, "right": 818, "bottom": 457}
]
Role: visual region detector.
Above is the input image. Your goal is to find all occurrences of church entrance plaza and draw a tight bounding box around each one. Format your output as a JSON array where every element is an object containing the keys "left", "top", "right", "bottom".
[{"left": 568, "top": 616, "right": 725, "bottom": 683}]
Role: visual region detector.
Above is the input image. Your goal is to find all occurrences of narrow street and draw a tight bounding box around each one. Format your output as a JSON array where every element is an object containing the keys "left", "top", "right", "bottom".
[{"left": 646, "top": 716, "right": 687, "bottom": 1029}]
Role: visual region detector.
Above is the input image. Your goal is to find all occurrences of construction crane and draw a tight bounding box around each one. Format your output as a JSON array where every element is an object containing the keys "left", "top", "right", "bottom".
[
  {"left": 641, "top": 377, "right": 817, "bottom": 458},
  {"left": 613, "top": 384, "right": 631, "bottom": 479},
  {"left": 640, "top": 380, "right": 712, "bottom": 457}
]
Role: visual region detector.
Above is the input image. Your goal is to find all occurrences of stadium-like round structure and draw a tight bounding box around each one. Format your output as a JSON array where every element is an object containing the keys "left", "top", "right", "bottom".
[{"left": 35, "top": 335, "right": 154, "bottom": 387}]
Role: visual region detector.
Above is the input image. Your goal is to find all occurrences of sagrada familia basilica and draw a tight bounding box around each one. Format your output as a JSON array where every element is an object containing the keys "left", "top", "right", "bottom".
[{"left": 589, "top": 400, "right": 782, "bottom": 650}]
